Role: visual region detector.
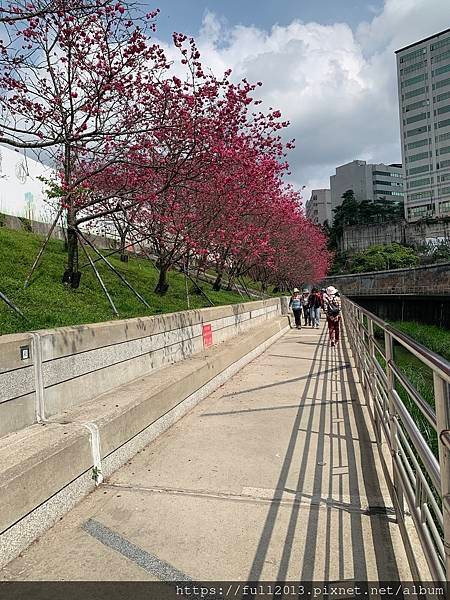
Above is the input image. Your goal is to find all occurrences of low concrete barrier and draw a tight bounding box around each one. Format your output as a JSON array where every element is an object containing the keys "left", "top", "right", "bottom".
[
  {"left": 0, "top": 298, "right": 281, "bottom": 437},
  {"left": 0, "top": 299, "right": 289, "bottom": 568}
]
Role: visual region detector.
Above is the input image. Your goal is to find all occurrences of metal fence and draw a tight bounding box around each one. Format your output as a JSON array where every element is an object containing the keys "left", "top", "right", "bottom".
[{"left": 343, "top": 297, "right": 450, "bottom": 585}]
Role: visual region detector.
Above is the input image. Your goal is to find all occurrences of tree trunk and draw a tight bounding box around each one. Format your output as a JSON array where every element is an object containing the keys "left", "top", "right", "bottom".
[
  {"left": 212, "top": 270, "right": 223, "bottom": 291},
  {"left": 62, "top": 144, "right": 81, "bottom": 288},
  {"left": 63, "top": 200, "right": 81, "bottom": 288},
  {"left": 120, "top": 232, "right": 128, "bottom": 262},
  {"left": 155, "top": 263, "right": 170, "bottom": 295}
]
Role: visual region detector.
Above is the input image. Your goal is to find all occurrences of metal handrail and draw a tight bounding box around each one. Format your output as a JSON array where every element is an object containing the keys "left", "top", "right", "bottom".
[
  {"left": 342, "top": 296, "right": 450, "bottom": 586},
  {"left": 345, "top": 297, "right": 450, "bottom": 382}
]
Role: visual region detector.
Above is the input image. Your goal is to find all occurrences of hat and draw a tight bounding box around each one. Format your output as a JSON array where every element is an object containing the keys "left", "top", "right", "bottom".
[
  {"left": 326, "top": 285, "right": 337, "bottom": 296},
  {"left": 293, "top": 287, "right": 299, "bottom": 293}
]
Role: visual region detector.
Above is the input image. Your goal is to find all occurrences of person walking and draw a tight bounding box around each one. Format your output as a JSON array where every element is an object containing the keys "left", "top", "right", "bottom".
[
  {"left": 308, "top": 287, "right": 322, "bottom": 328},
  {"left": 289, "top": 288, "right": 303, "bottom": 329},
  {"left": 323, "top": 285, "right": 341, "bottom": 347},
  {"left": 302, "top": 289, "right": 311, "bottom": 326}
]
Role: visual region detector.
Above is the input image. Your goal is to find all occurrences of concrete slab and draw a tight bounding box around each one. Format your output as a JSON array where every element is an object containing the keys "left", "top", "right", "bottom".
[{"left": 0, "top": 323, "right": 413, "bottom": 581}]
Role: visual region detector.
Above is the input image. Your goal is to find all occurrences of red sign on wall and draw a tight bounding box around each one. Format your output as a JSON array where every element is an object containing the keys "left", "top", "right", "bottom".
[{"left": 202, "top": 324, "right": 213, "bottom": 348}]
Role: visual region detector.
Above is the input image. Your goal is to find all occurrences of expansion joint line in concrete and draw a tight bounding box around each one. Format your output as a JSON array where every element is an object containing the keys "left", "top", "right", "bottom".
[
  {"left": 102, "top": 483, "right": 398, "bottom": 517},
  {"left": 82, "top": 422, "right": 104, "bottom": 485},
  {"left": 31, "top": 332, "right": 45, "bottom": 423}
]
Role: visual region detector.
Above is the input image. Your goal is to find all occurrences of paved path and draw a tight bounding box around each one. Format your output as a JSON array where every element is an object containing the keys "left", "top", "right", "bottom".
[{"left": 0, "top": 322, "right": 413, "bottom": 581}]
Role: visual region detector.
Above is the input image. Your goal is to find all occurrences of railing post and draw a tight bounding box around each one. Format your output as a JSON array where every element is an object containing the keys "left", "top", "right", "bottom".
[
  {"left": 433, "top": 373, "right": 450, "bottom": 586},
  {"left": 367, "top": 319, "right": 379, "bottom": 439},
  {"left": 385, "top": 331, "right": 404, "bottom": 519}
]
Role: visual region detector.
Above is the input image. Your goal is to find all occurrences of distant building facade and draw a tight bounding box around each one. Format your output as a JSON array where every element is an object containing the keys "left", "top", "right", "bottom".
[
  {"left": 330, "top": 160, "right": 404, "bottom": 218},
  {"left": 305, "top": 189, "right": 331, "bottom": 225},
  {"left": 0, "top": 144, "right": 53, "bottom": 221},
  {"left": 396, "top": 28, "right": 450, "bottom": 222}
]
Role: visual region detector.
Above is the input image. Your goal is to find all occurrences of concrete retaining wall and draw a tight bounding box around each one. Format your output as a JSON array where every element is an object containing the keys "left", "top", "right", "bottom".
[
  {"left": 0, "top": 299, "right": 281, "bottom": 437},
  {"left": 321, "top": 262, "right": 450, "bottom": 296},
  {"left": 0, "top": 303, "right": 289, "bottom": 568},
  {"left": 340, "top": 218, "right": 450, "bottom": 252}
]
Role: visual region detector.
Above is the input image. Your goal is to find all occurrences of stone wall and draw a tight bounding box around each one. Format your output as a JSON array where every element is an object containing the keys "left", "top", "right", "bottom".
[
  {"left": 341, "top": 219, "right": 450, "bottom": 252},
  {"left": 1, "top": 213, "right": 118, "bottom": 250},
  {"left": 321, "top": 262, "right": 450, "bottom": 295}
]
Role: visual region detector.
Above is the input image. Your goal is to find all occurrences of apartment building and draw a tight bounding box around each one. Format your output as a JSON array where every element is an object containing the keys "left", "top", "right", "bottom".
[
  {"left": 305, "top": 189, "right": 332, "bottom": 225},
  {"left": 396, "top": 28, "right": 450, "bottom": 221},
  {"left": 330, "top": 160, "right": 404, "bottom": 216}
]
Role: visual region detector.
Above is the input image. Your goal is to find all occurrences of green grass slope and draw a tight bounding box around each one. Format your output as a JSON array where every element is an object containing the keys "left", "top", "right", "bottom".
[{"left": 0, "top": 227, "right": 246, "bottom": 335}]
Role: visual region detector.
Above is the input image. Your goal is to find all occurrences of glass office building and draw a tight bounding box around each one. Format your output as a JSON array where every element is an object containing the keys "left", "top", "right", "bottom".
[{"left": 396, "top": 28, "right": 450, "bottom": 221}]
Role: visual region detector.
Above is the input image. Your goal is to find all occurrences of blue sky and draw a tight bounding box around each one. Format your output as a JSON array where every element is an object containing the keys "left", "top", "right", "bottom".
[
  {"left": 146, "top": 1, "right": 450, "bottom": 200},
  {"left": 150, "top": 1, "right": 384, "bottom": 42}
]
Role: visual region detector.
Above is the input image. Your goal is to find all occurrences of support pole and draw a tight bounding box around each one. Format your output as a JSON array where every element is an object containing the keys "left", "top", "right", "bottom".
[
  {"left": 24, "top": 206, "right": 64, "bottom": 289},
  {"left": 184, "top": 256, "right": 191, "bottom": 310},
  {"left": 385, "top": 330, "right": 404, "bottom": 519},
  {"left": 77, "top": 233, "right": 119, "bottom": 317},
  {"left": 434, "top": 373, "right": 450, "bottom": 589},
  {"left": 77, "top": 229, "right": 151, "bottom": 309},
  {"left": 0, "top": 291, "right": 25, "bottom": 319},
  {"left": 176, "top": 260, "right": 214, "bottom": 306}
]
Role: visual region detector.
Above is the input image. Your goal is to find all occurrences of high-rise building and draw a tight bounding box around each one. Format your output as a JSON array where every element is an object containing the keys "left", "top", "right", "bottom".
[
  {"left": 330, "top": 160, "right": 404, "bottom": 217},
  {"left": 396, "top": 28, "right": 450, "bottom": 222},
  {"left": 305, "top": 189, "right": 332, "bottom": 225}
]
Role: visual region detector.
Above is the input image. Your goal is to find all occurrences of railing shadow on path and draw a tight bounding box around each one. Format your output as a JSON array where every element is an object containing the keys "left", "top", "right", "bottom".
[{"left": 246, "top": 323, "right": 402, "bottom": 582}]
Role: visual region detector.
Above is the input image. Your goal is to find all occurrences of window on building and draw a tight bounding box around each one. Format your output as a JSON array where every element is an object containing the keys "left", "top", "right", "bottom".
[
  {"left": 407, "top": 151, "right": 431, "bottom": 162},
  {"left": 437, "top": 131, "right": 450, "bottom": 143},
  {"left": 437, "top": 118, "right": 450, "bottom": 129},
  {"left": 436, "top": 104, "right": 450, "bottom": 116},
  {"left": 408, "top": 177, "right": 431, "bottom": 188},
  {"left": 433, "top": 64, "right": 450, "bottom": 77},
  {"left": 434, "top": 77, "right": 450, "bottom": 91},
  {"left": 439, "top": 159, "right": 450, "bottom": 168},
  {"left": 436, "top": 90, "right": 450, "bottom": 103},
  {"left": 439, "top": 186, "right": 450, "bottom": 196},
  {"left": 405, "top": 99, "right": 428, "bottom": 112},
  {"left": 439, "top": 173, "right": 450, "bottom": 182},
  {"left": 431, "top": 37, "right": 450, "bottom": 52},
  {"left": 374, "top": 190, "right": 403, "bottom": 197},
  {"left": 402, "top": 74, "right": 427, "bottom": 88},
  {"left": 440, "top": 200, "right": 450, "bottom": 212},
  {"left": 408, "top": 164, "right": 430, "bottom": 175},
  {"left": 401, "top": 61, "right": 426, "bottom": 75},
  {"left": 400, "top": 48, "right": 427, "bottom": 63},
  {"left": 436, "top": 146, "right": 450, "bottom": 156},
  {"left": 408, "top": 191, "right": 432, "bottom": 201},
  {"left": 431, "top": 49, "right": 450, "bottom": 63},
  {"left": 406, "top": 112, "right": 428, "bottom": 124},
  {"left": 407, "top": 126, "right": 428, "bottom": 137},
  {"left": 408, "top": 205, "right": 432, "bottom": 218},
  {"left": 404, "top": 86, "right": 427, "bottom": 99},
  {"left": 407, "top": 138, "right": 430, "bottom": 149}
]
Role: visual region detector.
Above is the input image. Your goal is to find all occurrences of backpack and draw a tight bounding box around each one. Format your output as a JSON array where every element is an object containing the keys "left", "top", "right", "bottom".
[{"left": 327, "top": 297, "right": 341, "bottom": 317}]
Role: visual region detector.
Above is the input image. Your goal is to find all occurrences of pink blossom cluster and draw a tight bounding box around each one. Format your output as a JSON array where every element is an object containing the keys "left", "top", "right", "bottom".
[{"left": 0, "top": 0, "right": 331, "bottom": 289}]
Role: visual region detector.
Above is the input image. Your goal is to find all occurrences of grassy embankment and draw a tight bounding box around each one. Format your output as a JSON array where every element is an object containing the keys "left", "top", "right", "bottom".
[
  {"left": 0, "top": 226, "right": 250, "bottom": 335},
  {"left": 378, "top": 321, "right": 450, "bottom": 457}
]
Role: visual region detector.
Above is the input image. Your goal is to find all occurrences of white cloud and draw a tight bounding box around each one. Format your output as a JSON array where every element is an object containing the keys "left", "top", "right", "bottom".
[{"left": 159, "top": 1, "right": 450, "bottom": 203}]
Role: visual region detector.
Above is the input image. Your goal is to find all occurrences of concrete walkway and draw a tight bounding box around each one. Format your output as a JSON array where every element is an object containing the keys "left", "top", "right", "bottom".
[{"left": 0, "top": 322, "right": 413, "bottom": 581}]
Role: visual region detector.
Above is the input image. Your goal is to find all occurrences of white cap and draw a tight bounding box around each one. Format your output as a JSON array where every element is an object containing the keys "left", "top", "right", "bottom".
[
  {"left": 293, "top": 287, "right": 299, "bottom": 293},
  {"left": 326, "top": 285, "right": 337, "bottom": 295}
]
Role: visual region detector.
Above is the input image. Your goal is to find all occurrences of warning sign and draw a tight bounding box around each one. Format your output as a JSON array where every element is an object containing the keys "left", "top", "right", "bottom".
[{"left": 202, "top": 324, "right": 213, "bottom": 348}]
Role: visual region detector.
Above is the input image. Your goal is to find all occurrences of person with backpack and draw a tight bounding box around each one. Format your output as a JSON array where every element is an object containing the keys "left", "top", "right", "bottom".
[
  {"left": 308, "top": 287, "right": 322, "bottom": 328},
  {"left": 302, "top": 289, "right": 311, "bottom": 326},
  {"left": 323, "top": 285, "right": 341, "bottom": 347},
  {"left": 289, "top": 288, "right": 303, "bottom": 329}
]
